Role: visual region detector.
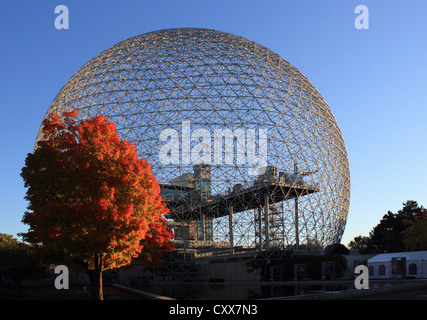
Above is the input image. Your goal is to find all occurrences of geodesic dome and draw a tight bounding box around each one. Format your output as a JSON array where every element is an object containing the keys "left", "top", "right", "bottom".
[{"left": 36, "top": 28, "right": 350, "bottom": 256}]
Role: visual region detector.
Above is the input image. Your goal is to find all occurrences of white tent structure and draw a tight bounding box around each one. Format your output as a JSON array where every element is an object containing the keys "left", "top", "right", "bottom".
[{"left": 368, "top": 251, "right": 427, "bottom": 279}]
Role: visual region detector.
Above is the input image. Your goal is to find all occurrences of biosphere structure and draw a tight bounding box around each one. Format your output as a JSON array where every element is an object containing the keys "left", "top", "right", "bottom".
[{"left": 36, "top": 28, "right": 350, "bottom": 259}]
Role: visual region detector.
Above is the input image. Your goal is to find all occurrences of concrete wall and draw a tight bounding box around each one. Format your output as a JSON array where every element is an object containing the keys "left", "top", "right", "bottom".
[{"left": 200, "top": 260, "right": 260, "bottom": 282}]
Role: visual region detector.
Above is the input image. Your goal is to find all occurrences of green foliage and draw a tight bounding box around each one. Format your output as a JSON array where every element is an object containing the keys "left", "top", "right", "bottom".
[
  {"left": 0, "top": 234, "right": 45, "bottom": 287},
  {"left": 348, "top": 235, "right": 371, "bottom": 254},
  {"left": 349, "top": 200, "right": 427, "bottom": 253},
  {"left": 402, "top": 211, "right": 427, "bottom": 251},
  {"left": 326, "top": 243, "right": 350, "bottom": 255}
]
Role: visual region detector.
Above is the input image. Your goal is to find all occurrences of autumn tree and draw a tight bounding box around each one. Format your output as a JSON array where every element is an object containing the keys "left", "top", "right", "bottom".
[
  {"left": 138, "top": 216, "right": 176, "bottom": 268},
  {"left": 20, "top": 110, "right": 174, "bottom": 299}
]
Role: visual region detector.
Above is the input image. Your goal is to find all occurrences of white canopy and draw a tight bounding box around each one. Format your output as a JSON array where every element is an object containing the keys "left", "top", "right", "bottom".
[{"left": 368, "top": 251, "right": 427, "bottom": 263}]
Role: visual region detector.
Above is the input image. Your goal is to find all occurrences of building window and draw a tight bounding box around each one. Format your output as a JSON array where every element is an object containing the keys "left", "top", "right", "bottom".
[
  {"left": 197, "top": 220, "right": 204, "bottom": 241},
  {"left": 378, "top": 265, "right": 386, "bottom": 276},
  {"left": 196, "top": 217, "right": 213, "bottom": 241},
  {"left": 368, "top": 265, "right": 374, "bottom": 276},
  {"left": 408, "top": 263, "right": 417, "bottom": 275},
  {"left": 205, "top": 218, "right": 213, "bottom": 241}
]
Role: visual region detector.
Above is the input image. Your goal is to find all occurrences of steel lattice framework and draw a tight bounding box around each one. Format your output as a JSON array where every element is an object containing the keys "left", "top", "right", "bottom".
[{"left": 36, "top": 28, "right": 350, "bottom": 260}]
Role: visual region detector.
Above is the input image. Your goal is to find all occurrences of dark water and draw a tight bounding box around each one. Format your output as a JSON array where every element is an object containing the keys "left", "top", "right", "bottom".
[{"left": 132, "top": 282, "right": 353, "bottom": 300}]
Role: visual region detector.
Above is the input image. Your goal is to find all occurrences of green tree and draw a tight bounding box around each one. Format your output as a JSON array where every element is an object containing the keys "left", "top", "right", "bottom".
[
  {"left": 352, "top": 200, "right": 425, "bottom": 254},
  {"left": 348, "top": 235, "right": 372, "bottom": 254},
  {"left": 0, "top": 233, "right": 20, "bottom": 250},
  {"left": 0, "top": 234, "right": 44, "bottom": 295},
  {"left": 369, "top": 201, "right": 424, "bottom": 253},
  {"left": 402, "top": 208, "right": 427, "bottom": 251}
]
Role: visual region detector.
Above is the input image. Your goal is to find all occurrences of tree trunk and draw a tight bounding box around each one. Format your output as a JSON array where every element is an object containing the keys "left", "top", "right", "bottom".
[{"left": 93, "top": 253, "right": 104, "bottom": 300}]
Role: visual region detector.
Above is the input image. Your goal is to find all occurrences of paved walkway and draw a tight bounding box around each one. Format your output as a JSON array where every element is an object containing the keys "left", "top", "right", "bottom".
[
  {"left": 346, "top": 286, "right": 427, "bottom": 300},
  {"left": 262, "top": 279, "right": 427, "bottom": 300}
]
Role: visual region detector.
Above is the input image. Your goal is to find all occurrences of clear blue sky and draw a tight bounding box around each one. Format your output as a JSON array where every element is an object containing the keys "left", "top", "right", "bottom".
[{"left": 1, "top": 0, "right": 426, "bottom": 246}]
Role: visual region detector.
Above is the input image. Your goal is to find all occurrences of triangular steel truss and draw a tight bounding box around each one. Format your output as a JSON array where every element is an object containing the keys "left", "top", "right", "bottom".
[{"left": 36, "top": 28, "right": 350, "bottom": 264}]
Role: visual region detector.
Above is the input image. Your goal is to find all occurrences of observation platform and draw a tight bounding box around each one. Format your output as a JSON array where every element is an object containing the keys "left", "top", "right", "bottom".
[{"left": 164, "top": 181, "right": 319, "bottom": 221}]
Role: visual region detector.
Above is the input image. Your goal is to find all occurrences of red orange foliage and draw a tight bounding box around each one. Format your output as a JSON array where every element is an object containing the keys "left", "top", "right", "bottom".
[{"left": 21, "top": 109, "right": 174, "bottom": 274}]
